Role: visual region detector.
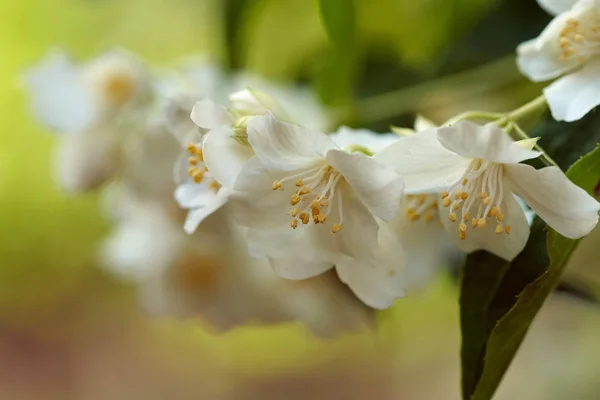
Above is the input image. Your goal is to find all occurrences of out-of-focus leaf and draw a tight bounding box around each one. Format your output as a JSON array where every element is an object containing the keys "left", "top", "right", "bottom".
[
  {"left": 359, "top": 0, "right": 496, "bottom": 69},
  {"left": 318, "top": 0, "right": 356, "bottom": 56},
  {"left": 460, "top": 141, "right": 600, "bottom": 400},
  {"left": 316, "top": 0, "right": 357, "bottom": 104}
]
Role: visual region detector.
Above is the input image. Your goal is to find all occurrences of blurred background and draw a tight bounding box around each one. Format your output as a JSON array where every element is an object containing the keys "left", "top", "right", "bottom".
[{"left": 2, "top": 0, "right": 600, "bottom": 398}]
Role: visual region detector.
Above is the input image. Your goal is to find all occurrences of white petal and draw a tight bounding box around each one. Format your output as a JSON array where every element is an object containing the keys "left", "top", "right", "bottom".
[
  {"left": 164, "top": 95, "right": 204, "bottom": 144},
  {"left": 174, "top": 183, "right": 208, "bottom": 209},
  {"left": 373, "top": 128, "right": 471, "bottom": 193},
  {"left": 395, "top": 214, "right": 456, "bottom": 289},
  {"left": 335, "top": 223, "right": 406, "bottom": 309},
  {"left": 202, "top": 126, "right": 255, "bottom": 189},
  {"left": 414, "top": 115, "right": 436, "bottom": 131},
  {"left": 54, "top": 125, "right": 121, "bottom": 192},
  {"left": 260, "top": 229, "right": 334, "bottom": 280},
  {"left": 190, "top": 98, "right": 233, "bottom": 130},
  {"left": 182, "top": 188, "right": 230, "bottom": 234},
  {"left": 326, "top": 149, "right": 404, "bottom": 221},
  {"left": 246, "top": 227, "right": 296, "bottom": 259},
  {"left": 330, "top": 127, "right": 400, "bottom": 153},
  {"left": 516, "top": 137, "right": 540, "bottom": 151},
  {"left": 307, "top": 184, "right": 380, "bottom": 263},
  {"left": 229, "top": 88, "right": 280, "bottom": 116},
  {"left": 24, "top": 51, "right": 96, "bottom": 133},
  {"left": 505, "top": 164, "right": 600, "bottom": 238},
  {"left": 230, "top": 157, "right": 291, "bottom": 229},
  {"left": 437, "top": 121, "right": 541, "bottom": 164},
  {"left": 441, "top": 193, "right": 530, "bottom": 261},
  {"left": 247, "top": 113, "right": 337, "bottom": 171},
  {"left": 544, "top": 58, "right": 600, "bottom": 122},
  {"left": 537, "top": 0, "right": 581, "bottom": 15}
]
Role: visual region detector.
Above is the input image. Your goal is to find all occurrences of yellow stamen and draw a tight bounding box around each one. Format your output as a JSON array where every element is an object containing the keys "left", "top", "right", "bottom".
[
  {"left": 318, "top": 214, "right": 328, "bottom": 223},
  {"left": 449, "top": 213, "right": 457, "bottom": 222},
  {"left": 495, "top": 225, "right": 503, "bottom": 234},
  {"left": 477, "top": 218, "right": 486, "bottom": 228},
  {"left": 505, "top": 226, "right": 511, "bottom": 235},
  {"left": 298, "top": 186, "right": 311, "bottom": 195},
  {"left": 291, "top": 208, "right": 299, "bottom": 217},
  {"left": 332, "top": 224, "right": 342, "bottom": 233},
  {"left": 272, "top": 180, "right": 282, "bottom": 190},
  {"left": 300, "top": 212, "right": 310, "bottom": 225},
  {"left": 443, "top": 197, "right": 452, "bottom": 207},
  {"left": 319, "top": 197, "right": 329, "bottom": 207},
  {"left": 290, "top": 194, "right": 301, "bottom": 205},
  {"left": 461, "top": 192, "right": 468, "bottom": 200},
  {"left": 441, "top": 191, "right": 449, "bottom": 199},
  {"left": 295, "top": 179, "right": 304, "bottom": 187},
  {"left": 290, "top": 219, "right": 299, "bottom": 229},
  {"left": 463, "top": 212, "right": 469, "bottom": 222},
  {"left": 459, "top": 223, "right": 467, "bottom": 233}
]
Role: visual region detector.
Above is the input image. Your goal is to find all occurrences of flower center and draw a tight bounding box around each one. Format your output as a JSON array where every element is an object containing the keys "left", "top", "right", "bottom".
[
  {"left": 272, "top": 165, "right": 343, "bottom": 233},
  {"left": 185, "top": 143, "right": 221, "bottom": 192},
  {"left": 405, "top": 194, "right": 439, "bottom": 223},
  {"left": 173, "top": 253, "right": 220, "bottom": 293},
  {"left": 559, "top": 17, "right": 600, "bottom": 63},
  {"left": 441, "top": 159, "right": 511, "bottom": 240},
  {"left": 102, "top": 72, "right": 135, "bottom": 106}
]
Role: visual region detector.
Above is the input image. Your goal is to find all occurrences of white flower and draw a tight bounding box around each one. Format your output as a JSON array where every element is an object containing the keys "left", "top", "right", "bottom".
[
  {"left": 517, "top": 0, "right": 600, "bottom": 121},
  {"left": 24, "top": 48, "right": 151, "bottom": 133},
  {"left": 377, "top": 120, "right": 600, "bottom": 261},
  {"left": 228, "top": 113, "right": 404, "bottom": 271},
  {"left": 24, "top": 49, "right": 153, "bottom": 191},
  {"left": 172, "top": 91, "right": 266, "bottom": 234}
]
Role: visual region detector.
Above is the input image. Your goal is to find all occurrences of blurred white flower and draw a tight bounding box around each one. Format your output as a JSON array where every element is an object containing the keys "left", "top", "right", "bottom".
[
  {"left": 24, "top": 48, "right": 152, "bottom": 133},
  {"left": 24, "top": 49, "right": 154, "bottom": 191},
  {"left": 377, "top": 120, "right": 600, "bottom": 261},
  {"left": 102, "top": 198, "right": 373, "bottom": 335},
  {"left": 517, "top": 0, "right": 600, "bottom": 121}
]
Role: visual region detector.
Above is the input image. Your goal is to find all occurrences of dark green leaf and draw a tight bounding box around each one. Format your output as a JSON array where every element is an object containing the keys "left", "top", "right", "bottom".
[{"left": 460, "top": 114, "right": 600, "bottom": 400}]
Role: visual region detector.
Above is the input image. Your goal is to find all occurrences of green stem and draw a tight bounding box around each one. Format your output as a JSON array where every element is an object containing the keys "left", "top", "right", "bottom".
[
  {"left": 507, "top": 95, "right": 547, "bottom": 122},
  {"left": 444, "top": 111, "right": 502, "bottom": 126},
  {"left": 332, "top": 55, "right": 523, "bottom": 125}
]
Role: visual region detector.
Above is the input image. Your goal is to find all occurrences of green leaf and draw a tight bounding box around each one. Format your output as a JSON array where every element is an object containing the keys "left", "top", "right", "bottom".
[
  {"left": 316, "top": 0, "right": 357, "bottom": 104},
  {"left": 318, "top": 0, "right": 356, "bottom": 55},
  {"left": 460, "top": 143, "right": 600, "bottom": 400}
]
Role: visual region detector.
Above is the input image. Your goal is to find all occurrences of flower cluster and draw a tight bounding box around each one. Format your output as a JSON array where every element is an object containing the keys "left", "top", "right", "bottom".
[
  {"left": 179, "top": 92, "right": 599, "bottom": 308},
  {"left": 23, "top": 30, "right": 600, "bottom": 334},
  {"left": 24, "top": 49, "right": 373, "bottom": 336}
]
